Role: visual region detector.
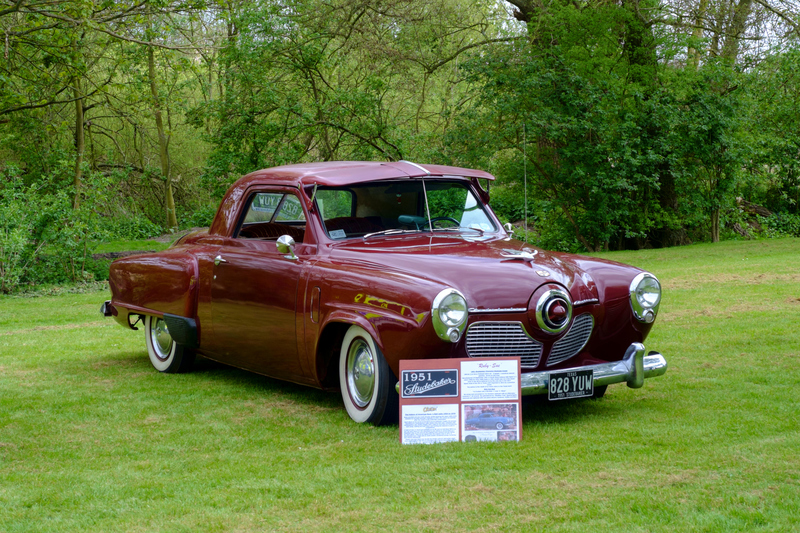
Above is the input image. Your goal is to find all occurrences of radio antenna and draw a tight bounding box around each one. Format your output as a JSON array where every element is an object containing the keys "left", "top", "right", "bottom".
[{"left": 523, "top": 123, "right": 528, "bottom": 244}]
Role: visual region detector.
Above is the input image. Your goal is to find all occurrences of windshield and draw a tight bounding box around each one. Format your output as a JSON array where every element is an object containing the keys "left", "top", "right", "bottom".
[{"left": 315, "top": 180, "right": 497, "bottom": 240}]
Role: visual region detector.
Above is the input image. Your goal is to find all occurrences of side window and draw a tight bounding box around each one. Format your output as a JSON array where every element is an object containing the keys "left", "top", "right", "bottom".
[
  {"left": 244, "top": 193, "right": 283, "bottom": 223},
  {"left": 274, "top": 195, "right": 306, "bottom": 222},
  {"left": 239, "top": 191, "right": 306, "bottom": 242}
]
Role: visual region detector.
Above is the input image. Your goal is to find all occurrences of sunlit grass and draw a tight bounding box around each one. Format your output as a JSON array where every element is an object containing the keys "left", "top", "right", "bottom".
[{"left": 1, "top": 238, "right": 799, "bottom": 531}]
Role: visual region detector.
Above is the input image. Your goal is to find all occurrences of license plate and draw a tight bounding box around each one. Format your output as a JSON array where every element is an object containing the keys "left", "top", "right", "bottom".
[{"left": 548, "top": 369, "right": 593, "bottom": 400}]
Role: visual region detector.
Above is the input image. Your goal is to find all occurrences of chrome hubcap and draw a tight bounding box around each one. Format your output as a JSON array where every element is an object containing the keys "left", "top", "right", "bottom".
[
  {"left": 346, "top": 338, "right": 375, "bottom": 408},
  {"left": 151, "top": 318, "right": 173, "bottom": 360}
]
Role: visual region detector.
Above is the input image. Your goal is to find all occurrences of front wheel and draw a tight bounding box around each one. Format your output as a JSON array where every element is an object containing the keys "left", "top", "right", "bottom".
[
  {"left": 144, "top": 315, "right": 195, "bottom": 373},
  {"left": 339, "top": 325, "right": 397, "bottom": 425}
]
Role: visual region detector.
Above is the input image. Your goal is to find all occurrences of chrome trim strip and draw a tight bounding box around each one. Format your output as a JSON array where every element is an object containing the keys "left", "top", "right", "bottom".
[
  {"left": 520, "top": 343, "right": 667, "bottom": 396},
  {"left": 468, "top": 307, "right": 527, "bottom": 314},
  {"left": 398, "top": 160, "right": 431, "bottom": 175},
  {"left": 573, "top": 298, "right": 599, "bottom": 306}
]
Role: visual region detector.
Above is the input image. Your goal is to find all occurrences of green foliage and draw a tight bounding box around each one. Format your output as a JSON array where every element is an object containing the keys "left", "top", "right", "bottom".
[
  {"left": 0, "top": 164, "right": 110, "bottom": 292},
  {"left": 742, "top": 47, "right": 800, "bottom": 214},
  {"left": 448, "top": 0, "right": 757, "bottom": 251},
  {"left": 758, "top": 213, "right": 800, "bottom": 237},
  {"left": 98, "top": 215, "right": 163, "bottom": 241},
  {"left": 179, "top": 204, "right": 217, "bottom": 229}
]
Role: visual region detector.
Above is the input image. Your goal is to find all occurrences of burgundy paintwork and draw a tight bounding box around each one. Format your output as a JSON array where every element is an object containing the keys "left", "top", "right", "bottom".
[{"left": 108, "top": 161, "right": 655, "bottom": 389}]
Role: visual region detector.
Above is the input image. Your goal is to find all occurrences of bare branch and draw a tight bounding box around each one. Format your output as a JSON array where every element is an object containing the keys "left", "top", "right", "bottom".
[{"left": 752, "top": 0, "right": 800, "bottom": 33}]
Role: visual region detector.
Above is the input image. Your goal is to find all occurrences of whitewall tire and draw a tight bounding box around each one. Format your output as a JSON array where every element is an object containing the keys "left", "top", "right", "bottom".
[
  {"left": 144, "top": 315, "right": 195, "bottom": 373},
  {"left": 339, "top": 325, "right": 397, "bottom": 425}
]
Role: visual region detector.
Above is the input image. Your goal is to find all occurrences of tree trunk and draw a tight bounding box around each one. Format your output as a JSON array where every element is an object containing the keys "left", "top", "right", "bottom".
[
  {"left": 721, "top": 0, "right": 753, "bottom": 64},
  {"left": 688, "top": 0, "right": 708, "bottom": 70},
  {"left": 711, "top": 207, "right": 720, "bottom": 242},
  {"left": 148, "top": 44, "right": 178, "bottom": 230},
  {"left": 73, "top": 79, "right": 84, "bottom": 210}
]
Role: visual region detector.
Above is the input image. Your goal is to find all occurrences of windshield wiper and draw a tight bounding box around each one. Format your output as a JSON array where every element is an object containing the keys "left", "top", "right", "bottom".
[
  {"left": 363, "top": 228, "right": 421, "bottom": 240},
  {"left": 431, "top": 226, "right": 485, "bottom": 235}
]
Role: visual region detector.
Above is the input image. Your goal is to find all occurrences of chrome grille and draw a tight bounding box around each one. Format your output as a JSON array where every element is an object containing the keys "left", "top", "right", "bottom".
[
  {"left": 547, "top": 314, "right": 594, "bottom": 366},
  {"left": 465, "top": 322, "right": 543, "bottom": 367}
]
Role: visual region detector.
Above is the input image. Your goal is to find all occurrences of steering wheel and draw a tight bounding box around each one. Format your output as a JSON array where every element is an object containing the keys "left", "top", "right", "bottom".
[{"left": 423, "top": 216, "right": 460, "bottom": 229}]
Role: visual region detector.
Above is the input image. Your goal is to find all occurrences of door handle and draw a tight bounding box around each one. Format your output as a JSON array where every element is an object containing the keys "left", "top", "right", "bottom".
[{"left": 214, "top": 255, "right": 227, "bottom": 266}]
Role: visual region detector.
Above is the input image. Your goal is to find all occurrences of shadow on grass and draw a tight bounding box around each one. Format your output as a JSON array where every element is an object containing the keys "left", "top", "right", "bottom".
[
  {"left": 92, "top": 351, "right": 657, "bottom": 428},
  {"left": 189, "top": 355, "right": 342, "bottom": 410}
]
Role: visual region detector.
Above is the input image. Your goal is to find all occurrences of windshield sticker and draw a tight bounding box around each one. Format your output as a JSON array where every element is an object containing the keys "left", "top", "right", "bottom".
[{"left": 330, "top": 229, "right": 346, "bottom": 239}]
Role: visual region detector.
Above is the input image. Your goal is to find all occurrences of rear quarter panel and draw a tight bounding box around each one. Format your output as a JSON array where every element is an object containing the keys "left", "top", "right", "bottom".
[{"left": 109, "top": 249, "right": 200, "bottom": 321}]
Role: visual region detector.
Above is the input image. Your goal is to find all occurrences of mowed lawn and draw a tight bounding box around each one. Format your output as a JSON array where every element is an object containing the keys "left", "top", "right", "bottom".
[{"left": 1, "top": 238, "right": 799, "bottom": 532}]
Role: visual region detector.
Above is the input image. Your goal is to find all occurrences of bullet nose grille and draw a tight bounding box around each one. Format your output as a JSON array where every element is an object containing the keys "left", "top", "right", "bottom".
[
  {"left": 547, "top": 314, "right": 594, "bottom": 366},
  {"left": 465, "top": 322, "right": 543, "bottom": 367}
]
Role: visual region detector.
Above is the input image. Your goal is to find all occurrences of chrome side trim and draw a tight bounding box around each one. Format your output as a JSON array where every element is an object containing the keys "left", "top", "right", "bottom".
[
  {"left": 468, "top": 307, "right": 527, "bottom": 314},
  {"left": 574, "top": 298, "right": 599, "bottom": 306},
  {"left": 520, "top": 343, "right": 667, "bottom": 396}
]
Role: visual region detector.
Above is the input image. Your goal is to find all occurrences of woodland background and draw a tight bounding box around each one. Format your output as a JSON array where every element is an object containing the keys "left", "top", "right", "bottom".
[{"left": 1, "top": 0, "right": 799, "bottom": 292}]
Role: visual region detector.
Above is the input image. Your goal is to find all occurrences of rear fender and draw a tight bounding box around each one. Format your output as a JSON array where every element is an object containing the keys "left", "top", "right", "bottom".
[{"left": 108, "top": 250, "right": 200, "bottom": 328}]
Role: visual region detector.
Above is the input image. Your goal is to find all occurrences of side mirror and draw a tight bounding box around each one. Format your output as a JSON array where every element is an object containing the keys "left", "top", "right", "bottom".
[
  {"left": 276, "top": 235, "right": 298, "bottom": 260},
  {"left": 504, "top": 222, "right": 515, "bottom": 236}
]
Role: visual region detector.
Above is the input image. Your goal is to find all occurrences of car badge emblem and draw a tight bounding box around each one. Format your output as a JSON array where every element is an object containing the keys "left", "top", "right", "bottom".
[
  {"left": 536, "top": 270, "right": 550, "bottom": 277},
  {"left": 500, "top": 249, "right": 538, "bottom": 262}
]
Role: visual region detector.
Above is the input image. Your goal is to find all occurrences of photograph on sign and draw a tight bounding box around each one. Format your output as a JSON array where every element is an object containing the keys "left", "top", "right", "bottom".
[
  {"left": 460, "top": 359, "right": 520, "bottom": 401},
  {"left": 462, "top": 403, "right": 519, "bottom": 442},
  {"left": 400, "top": 368, "right": 458, "bottom": 399},
  {"left": 400, "top": 404, "right": 460, "bottom": 445}
]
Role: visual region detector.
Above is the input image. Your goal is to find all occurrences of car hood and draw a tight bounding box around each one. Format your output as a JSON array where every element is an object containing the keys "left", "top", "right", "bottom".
[{"left": 327, "top": 234, "right": 641, "bottom": 309}]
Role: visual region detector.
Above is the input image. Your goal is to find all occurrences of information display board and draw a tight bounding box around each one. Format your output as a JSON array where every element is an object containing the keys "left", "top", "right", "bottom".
[{"left": 399, "top": 357, "right": 521, "bottom": 445}]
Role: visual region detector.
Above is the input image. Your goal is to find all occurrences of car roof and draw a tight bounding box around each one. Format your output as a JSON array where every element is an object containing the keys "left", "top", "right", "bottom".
[
  {"left": 236, "top": 161, "right": 496, "bottom": 188},
  {"left": 210, "top": 161, "right": 496, "bottom": 236}
]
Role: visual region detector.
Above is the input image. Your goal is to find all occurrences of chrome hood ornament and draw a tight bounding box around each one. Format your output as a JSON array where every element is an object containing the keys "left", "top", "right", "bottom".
[{"left": 500, "top": 248, "right": 538, "bottom": 262}]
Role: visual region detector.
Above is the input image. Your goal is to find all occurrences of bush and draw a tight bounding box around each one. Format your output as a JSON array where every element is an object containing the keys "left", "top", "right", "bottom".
[
  {"left": 0, "top": 165, "right": 109, "bottom": 293},
  {"left": 99, "top": 216, "right": 163, "bottom": 241},
  {"left": 180, "top": 204, "right": 217, "bottom": 229},
  {"left": 758, "top": 212, "right": 800, "bottom": 237}
]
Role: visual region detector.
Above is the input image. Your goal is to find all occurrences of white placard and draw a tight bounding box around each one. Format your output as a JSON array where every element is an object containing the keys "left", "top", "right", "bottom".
[
  {"left": 401, "top": 404, "right": 459, "bottom": 445},
  {"left": 460, "top": 360, "right": 519, "bottom": 401}
]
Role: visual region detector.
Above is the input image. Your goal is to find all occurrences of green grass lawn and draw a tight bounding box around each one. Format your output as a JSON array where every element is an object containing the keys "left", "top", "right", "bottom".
[{"left": 1, "top": 238, "right": 799, "bottom": 532}]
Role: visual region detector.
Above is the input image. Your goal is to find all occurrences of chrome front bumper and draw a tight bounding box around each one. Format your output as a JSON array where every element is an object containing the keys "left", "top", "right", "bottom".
[{"left": 521, "top": 342, "right": 667, "bottom": 396}]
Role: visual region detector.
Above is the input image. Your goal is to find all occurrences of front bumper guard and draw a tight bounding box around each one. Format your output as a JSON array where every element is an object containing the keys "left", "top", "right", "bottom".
[{"left": 521, "top": 342, "right": 667, "bottom": 396}]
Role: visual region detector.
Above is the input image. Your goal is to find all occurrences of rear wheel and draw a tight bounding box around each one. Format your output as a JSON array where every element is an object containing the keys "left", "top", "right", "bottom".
[
  {"left": 144, "top": 315, "right": 195, "bottom": 373},
  {"left": 339, "top": 325, "right": 397, "bottom": 425}
]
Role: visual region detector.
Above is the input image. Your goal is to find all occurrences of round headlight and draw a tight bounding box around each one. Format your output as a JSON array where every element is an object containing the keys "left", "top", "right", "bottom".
[
  {"left": 630, "top": 272, "right": 661, "bottom": 322},
  {"left": 432, "top": 289, "right": 468, "bottom": 343},
  {"left": 439, "top": 293, "right": 467, "bottom": 327}
]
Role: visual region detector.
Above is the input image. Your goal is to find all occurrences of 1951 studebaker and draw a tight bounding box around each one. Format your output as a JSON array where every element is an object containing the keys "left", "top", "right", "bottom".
[{"left": 102, "top": 161, "right": 667, "bottom": 425}]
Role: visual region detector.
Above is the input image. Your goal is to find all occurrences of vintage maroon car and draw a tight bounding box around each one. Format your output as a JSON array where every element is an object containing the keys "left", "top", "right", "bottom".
[{"left": 102, "top": 161, "right": 667, "bottom": 425}]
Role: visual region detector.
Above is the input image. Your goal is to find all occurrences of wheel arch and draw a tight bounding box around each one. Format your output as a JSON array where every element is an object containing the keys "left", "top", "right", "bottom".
[{"left": 315, "top": 313, "right": 387, "bottom": 390}]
